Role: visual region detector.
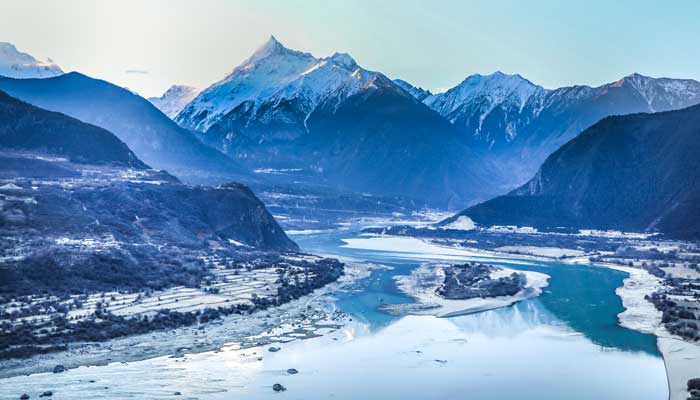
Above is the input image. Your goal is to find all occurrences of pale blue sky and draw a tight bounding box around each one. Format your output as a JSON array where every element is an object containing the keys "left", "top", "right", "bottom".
[{"left": 1, "top": 0, "right": 698, "bottom": 97}]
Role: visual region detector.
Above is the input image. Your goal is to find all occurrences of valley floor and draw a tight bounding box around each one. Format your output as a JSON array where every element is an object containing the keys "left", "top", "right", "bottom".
[{"left": 1, "top": 216, "right": 696, "bottom": 399}]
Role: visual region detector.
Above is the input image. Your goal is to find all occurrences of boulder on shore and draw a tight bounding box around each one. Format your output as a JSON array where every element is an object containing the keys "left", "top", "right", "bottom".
[
  {"left": 52, "top": 365, "right": 66, "bottom": 373},
  {"left": 272, "top": 383, "right": 286, "bottom": 392}
]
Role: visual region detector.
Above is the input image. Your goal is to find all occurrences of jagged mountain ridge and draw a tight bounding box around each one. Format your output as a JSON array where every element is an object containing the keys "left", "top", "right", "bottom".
[
  {"left": 443, "top": 104, "right": 700, "bottom": 239},
  {"left": 393, "top": 79, "right": 432, "bottom": 101},
  {"left": 404, "top": 71, "right": 700, "bottom": 185},
  {"left": 148, "top": 84, "right": 200, "bottom": 119},
  {"left": 176, "top": 35, "right": 386, "bottom": 134},
  {"left": 179, "top": 36, "right": 502, "bottom": 208},
  {"left": 0, "top": 42, "right": 63, "bottom": 79}
]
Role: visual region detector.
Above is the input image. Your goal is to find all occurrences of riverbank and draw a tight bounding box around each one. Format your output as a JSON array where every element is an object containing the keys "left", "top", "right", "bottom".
[
  {"left": 0, "top": 260, "right": 373, "bottom": 379},
  {"left": 602, "top": 264, "right": 699, "bottom": 400},
  {"left": 659, "top": 338, "right": 700, "bottom": 400}
]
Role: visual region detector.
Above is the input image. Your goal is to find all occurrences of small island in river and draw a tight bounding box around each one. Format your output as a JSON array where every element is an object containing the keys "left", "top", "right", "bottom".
[{"left": 383, "top": 262, "right": 549, "bottom": 318}]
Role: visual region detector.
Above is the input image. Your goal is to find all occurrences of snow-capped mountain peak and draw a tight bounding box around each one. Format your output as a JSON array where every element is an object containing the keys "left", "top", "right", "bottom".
[
  {"left": 327, "top": 52, "right": 358, "bottom": 70},
  {"left": 244, "top": 35, "right": 311, "bottom": 66},
  {"left": 148, "top": 84, "right": 200, "bottom": 119},
  {"left": 175, "top": 36, "right": 387, "bottom": 132},
  {"left": 613, "top": 72, "right": 700, "bottom": 112},
  {"left": 426, "top": 71, "right": 545, "bottom": 114},
  {"left": 0, "top": 42, "right": 63, "bottom": 79},
  {"left": 423, "top": 71, "right": 546, "bottom": 133}
]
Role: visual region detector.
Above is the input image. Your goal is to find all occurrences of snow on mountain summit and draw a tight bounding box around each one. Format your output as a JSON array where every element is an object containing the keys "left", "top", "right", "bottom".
[
  {"left": 175, "top": 36, "right": 386, "bottom": 132},
  {"left": 0, "top": 42, "right": 63, "bottom": 79},
  {"left": 148, "top": 85, "right": 200, "bottom": 119},
  {"left": 244, "top": 35, "right": 306, "bottom": 64},
  {"left": 614, "top": 72, "right": 700, "bottom": 112},
  {"left": 424, "top": 72, "right": 545, "bottom": 120},
  {"left": 327, "top": 52, "right": 358, "bottom": 70},
  {"left": 393, "top": 79, "right": 433, "bottom": 101}
]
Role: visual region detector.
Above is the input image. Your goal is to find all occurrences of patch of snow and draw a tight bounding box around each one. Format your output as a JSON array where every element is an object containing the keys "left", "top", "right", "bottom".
[
  {"left": 605, "top": 265, "right": 664, "bottom": 335},
  {"left": 340, "top": 236, "right": 534, "bottom": 265},
  {"left": 577, "top": 229, "right": 655, "bottom": 239},
  {"left": 487, "top": 225, "right": 539, "bottom": 234},
  {"left": 227, "top": 239, "right": 251, "bottom": 248},
  {"left": 0, "top": 183, "right": 22, "bottom": 190},
  {"left": 440, "top": 215, "right": 477, "bottom": 231},
  {"left": 494, "top": 245, "right": 585, "bottom": 258}
]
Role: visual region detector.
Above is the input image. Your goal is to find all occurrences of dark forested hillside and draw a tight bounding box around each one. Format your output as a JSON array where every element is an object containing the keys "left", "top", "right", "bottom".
[
  {"left": 446, "top": 104, "right": 700, "bottom": 239},
  {"left": 0, "top": 90, "right": 146, "bottom": 168}
]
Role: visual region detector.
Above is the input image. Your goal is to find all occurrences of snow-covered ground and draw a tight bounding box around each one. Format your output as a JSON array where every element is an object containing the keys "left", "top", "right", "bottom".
[
  {"left": 341, "top": 236, "right": 545, "bottom": 265},
  {"left": 604, "top": 265, "right": 664, "bottom": 335},
  {"left": 576, "top": 229, "right": 656, "bottom": 239},
  {"left": 494, "top": 245, "right": 585, "bottom": 258},
  {"left": 440, "top": 215, "right": 476, "bottom": 230}
]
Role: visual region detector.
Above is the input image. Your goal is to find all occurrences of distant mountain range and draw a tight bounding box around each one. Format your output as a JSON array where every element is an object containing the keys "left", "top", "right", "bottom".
[
  {"left": 400, "top": 71, "right": 700, "bottom": 185},
  {"left": 0, "top": 72, "right": 247, "bottom": 183},
  {"left": 148, "top": 84, "right": 200, "bottom": 119},
  {"left": 444, "top": 104, "right": 700, "bottom": 240},
  {"left": 0, "top": 89, "right": 146, "bottom": 169},
  {"left": 175, "top": 36, "right": 502, "bottom": 208},
  {"left": 0, "top": 42, "right": 63, "bottom": 79},
  {"left": 4, "top": 39, "right": 700, "bottom": 215}
]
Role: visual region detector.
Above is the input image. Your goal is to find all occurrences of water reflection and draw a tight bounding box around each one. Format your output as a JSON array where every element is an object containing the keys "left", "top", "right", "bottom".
[{"left": 295, "top": 230, "right": 660, "bottom": 355}]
